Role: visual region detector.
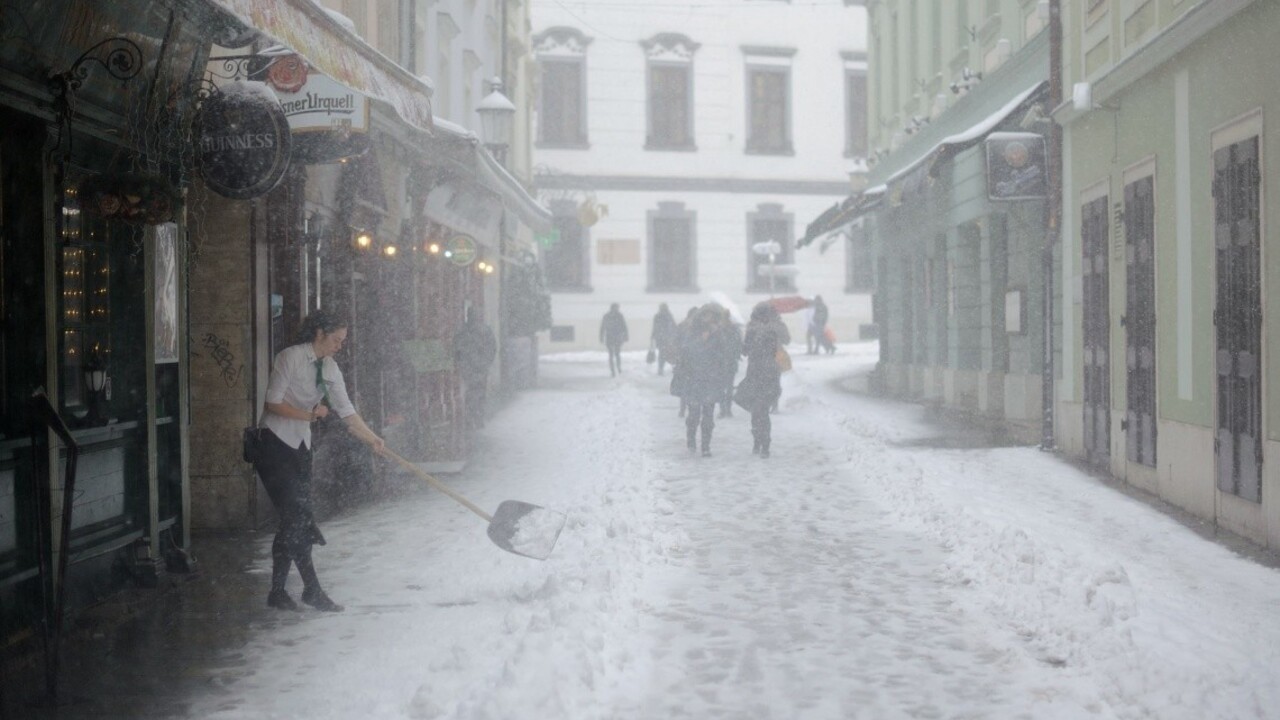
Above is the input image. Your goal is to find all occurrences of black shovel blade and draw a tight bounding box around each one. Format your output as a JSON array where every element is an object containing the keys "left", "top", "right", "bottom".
[{"left": 487, "top": 500, "right": 566, "bottom": 561}]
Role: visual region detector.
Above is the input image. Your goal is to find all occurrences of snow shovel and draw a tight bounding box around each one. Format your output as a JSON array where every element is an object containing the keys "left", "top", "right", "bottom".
[{"left": 381, "top": 449, "right": 566, "bottom": 561}]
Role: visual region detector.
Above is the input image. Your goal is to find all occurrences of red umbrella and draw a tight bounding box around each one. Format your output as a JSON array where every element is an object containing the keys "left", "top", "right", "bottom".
[{"left": 768, "top": 296, "right": 812, "bottom": 314}]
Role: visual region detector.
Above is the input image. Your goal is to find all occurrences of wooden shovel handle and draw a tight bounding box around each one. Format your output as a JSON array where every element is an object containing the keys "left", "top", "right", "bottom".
[{"left": 381, "top": 448, "right": 493, "bottom": 523}]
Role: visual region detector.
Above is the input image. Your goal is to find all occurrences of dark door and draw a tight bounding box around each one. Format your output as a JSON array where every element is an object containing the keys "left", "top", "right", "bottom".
[
  {"left": 901, "top": 262, "right": 914, "bottom": 367},
  {"left": 1081, "top": 195, "right": 1111, "bottom": 467},
  {"left": 1214, "top": 137, "right": 1263, "bottom": 502},
  {"left": 1124, "top": 176, "right": 1157, "bottom": 467}
]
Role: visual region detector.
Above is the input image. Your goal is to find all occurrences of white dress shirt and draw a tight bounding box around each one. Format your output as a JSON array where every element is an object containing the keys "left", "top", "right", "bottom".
[{"left": 259, "top": 343, "right": 357, "bottom": 450}]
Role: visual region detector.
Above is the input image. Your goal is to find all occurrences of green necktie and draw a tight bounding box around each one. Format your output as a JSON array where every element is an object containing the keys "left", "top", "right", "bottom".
[{"left": 314, "top": 359, "right": 331, "bottom": 405}]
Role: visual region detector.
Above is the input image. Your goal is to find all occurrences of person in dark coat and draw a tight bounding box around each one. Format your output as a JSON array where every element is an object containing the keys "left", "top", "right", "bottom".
[
  {"left": 600, "top": 303, "right": 629, "bottom": 377},
  {"left": 676, "top": 305, "right": 735, "bottom": 456},
  {"left": 737, "top": 302, "right": 785, "bottom": 458},
  {"left": 650, "top": 303, "right": 677, "bottom": 376},
  {"left": 807, "top": 295, "right": 829, "bottom": 355},
  {"left": 454, "top": 307, "right": 497, "bottom": 429},
  {"left": 670, "top": 307, "right": 698, "bottom": 417},
  {"left": 716, "top": 307, "right": 743, "bottom": 418}
]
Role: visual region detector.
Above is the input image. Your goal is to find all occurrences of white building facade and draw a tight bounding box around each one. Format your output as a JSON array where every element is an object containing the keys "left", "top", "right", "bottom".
[{"left": 530, "top": 0, "right": 870, "bottom": 352}]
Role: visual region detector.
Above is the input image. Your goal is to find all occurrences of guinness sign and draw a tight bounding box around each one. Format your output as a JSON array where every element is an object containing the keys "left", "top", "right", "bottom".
[{"left": 196, "top": 81, "right": 292, "bottom": 199}]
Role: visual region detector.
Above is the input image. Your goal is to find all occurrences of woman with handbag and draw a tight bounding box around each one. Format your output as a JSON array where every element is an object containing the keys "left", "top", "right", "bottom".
[
  {"left": 736, "top": 302, "right": 786, "bottom": 458},
  {"left": 253, "top": 309, "right": 385, "bottom": 612}
]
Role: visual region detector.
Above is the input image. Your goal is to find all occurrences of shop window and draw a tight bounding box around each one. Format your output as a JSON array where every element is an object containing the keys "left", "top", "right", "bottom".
[
  {"left": 747, "top": 205, "right": 795, "bottom": 293},
  {"left": 58, "top": 182, "right": 112, "bottom": 417},
  {"left": 648, "top": 203, "right": 696, "bottom": 291}
]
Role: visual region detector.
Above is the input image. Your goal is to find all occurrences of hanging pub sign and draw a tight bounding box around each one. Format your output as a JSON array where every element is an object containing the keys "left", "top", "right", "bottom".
[
  {"left": 986, "top": 132, "right": 1047, "bottom": 201},
  {"left": 268, "top": 56, "right": 371, "bottom": 164},
  {"left": 444, "top": 234, "right": 478, "bottom": 267},
  {"left": 195, "top": 81, "right": 292, "bottom": 199}
]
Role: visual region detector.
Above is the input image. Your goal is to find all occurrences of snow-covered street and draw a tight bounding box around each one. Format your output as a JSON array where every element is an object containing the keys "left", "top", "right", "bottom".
[{"left": 192, "top": 343, "right": 1280, "bottom": 720}]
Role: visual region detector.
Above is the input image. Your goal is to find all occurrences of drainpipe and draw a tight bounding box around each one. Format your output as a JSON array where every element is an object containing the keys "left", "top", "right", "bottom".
[{"left": 1041, "top": 0, "right": 1063, "bottom": 450}]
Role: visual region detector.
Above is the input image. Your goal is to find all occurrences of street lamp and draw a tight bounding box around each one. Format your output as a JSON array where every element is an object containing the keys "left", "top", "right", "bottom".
[
  {"left": 752, "top": 240, "right": 782, "bottom": 298},
  {"left": 476, "top": 77, "right": 516, "bottom": 166}
]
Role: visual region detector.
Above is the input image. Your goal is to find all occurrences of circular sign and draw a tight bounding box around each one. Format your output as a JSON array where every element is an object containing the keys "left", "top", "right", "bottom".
[
  {"left": 444, "top": 234, "right": 478, "bottom": 267},
  {"left": 196, "top": 81, "right": 292, "bottom": 200}
]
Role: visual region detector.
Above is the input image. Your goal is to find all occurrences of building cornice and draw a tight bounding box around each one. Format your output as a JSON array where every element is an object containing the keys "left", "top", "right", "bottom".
[{"left": 535, "top": 173, "right": 851, "bottom": 196}]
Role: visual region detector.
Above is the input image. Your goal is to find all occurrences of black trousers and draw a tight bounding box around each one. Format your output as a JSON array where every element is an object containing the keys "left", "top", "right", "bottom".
[
  {"left": 686, "top": 402, "right": 716, "bottom": 447},
  {"left": 751, "top": 410, "right": 772, "bottom": 449},
  {"left": 606, "top": 343, "right": 623, "bottom": 374},
  {"left": 253, "top": 429, "right": 324, "bottom": 592}
]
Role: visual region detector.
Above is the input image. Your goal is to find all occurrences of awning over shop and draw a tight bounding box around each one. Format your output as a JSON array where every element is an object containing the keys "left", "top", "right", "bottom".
[
  {"left": 802, "top": 80, "right": 1048, "bottom": 245},
  {"left": 423, "top": 182, "right": 503, "bottom": 246},
  {"left": 203, "top": 0, "right": 434, "bottom": 136},
  {"left": 798, "top": 185, "right": 885, "bottom": 248},
  {"left": 429, "top": 117, "right": 553, "bottom": 237}
]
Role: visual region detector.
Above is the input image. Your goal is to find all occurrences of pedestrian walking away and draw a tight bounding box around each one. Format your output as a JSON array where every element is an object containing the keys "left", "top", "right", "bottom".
[
  {"left": 716, "top": 307, "right": 743, "bottom": 418},
  {"left": 675, "top": 305, "right": 736, "bottom": 456},
  {"left": 253, "top": 310, "right": 386, "bottom": 612},
  {"left": 736, "top": 302, "right": 785, "bottom": 458},
  {"left": 454, "top": 307, "right": 497, "bottom": 430},
  {"left": 651, "top": 303, "right": 677, "bottom": 376},
  {"left": 807, "top": 294, "right": 829, "bottom": 355},
  {"left": 600, "top": 302, "right": 629, "bottom": 377},
  {"left": 670, "top": 307, "right": 698, "bottom": 417}
]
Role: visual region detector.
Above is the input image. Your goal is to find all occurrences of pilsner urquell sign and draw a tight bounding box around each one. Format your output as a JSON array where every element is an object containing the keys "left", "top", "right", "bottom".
[{"left": 196, "top": 81, "right": 292, "bottom": 200}]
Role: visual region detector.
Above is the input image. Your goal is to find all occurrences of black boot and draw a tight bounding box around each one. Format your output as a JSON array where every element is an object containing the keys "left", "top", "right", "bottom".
[
  {"left": 760, "top": 442, "right": 770, "bottom": 459},
  {"left": 752, "top": 440, "right": 761, "bottom": 455},
  {"left": 701, "top": 429, "right": 712, "bottom": 457},
  {"left": 686, "top": 427, "right": 697, "bottom": 452},
  {"left": 267, "top": 588, "right": 300, "bottom": 611},
  {"left": 301, "top": 586, "right": 344, "bottom": 612}
]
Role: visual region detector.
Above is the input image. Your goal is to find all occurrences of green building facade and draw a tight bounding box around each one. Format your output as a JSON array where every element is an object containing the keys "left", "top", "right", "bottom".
[
  {"left": 1055, "top": 0, "right": 1280, "bottom": 549},
  {"left": 860, "top": 0, "right": 1052, "bottom": 439}
]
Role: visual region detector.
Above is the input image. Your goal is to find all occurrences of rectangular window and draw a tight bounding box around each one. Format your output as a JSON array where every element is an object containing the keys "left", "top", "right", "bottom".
[
  {"left": 648, "top": 64, "right": 693, "bottom": 149},
  {"left": 543, "top": 209, "right": 590, "bottom": 290},
  {"left": 649, "top": 215, "right": 696, "bottom": 291},
  {"left": 746, "top": 66, "right": 791, "bottom": 154},
  {"left": 539, "top": 59, "right": 587, "bottom": 146},
  {"left": 747, "top": 216, "right": 795, "bottom": 293},
  {"left": 844, "top": 69, "right": 867, "bottom": 158}
]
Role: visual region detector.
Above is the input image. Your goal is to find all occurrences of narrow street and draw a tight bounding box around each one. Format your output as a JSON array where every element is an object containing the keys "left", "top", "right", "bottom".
[{"left": 20, "top": 344, "right": 1280, "bottom": 719}]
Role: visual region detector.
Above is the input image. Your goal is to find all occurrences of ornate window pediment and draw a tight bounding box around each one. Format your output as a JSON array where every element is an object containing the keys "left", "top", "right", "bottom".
[
  {"left": 534, "top": 26, "right": 593, "bottom": 57},
  {"left": 640, "top": 33, "right": 700, "bottom": 63}
]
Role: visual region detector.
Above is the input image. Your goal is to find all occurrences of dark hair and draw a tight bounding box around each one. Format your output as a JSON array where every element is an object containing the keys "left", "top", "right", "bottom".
[
  {"left": 298, "top": 309, "right": 349, "bottom": 343},
  {"left": 750, "top": 302, "right": 778, "bottom": 323}
]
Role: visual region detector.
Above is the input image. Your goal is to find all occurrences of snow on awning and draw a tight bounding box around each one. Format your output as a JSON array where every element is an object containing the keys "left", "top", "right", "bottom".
[
  {"left": 203, "top": 0, "right": 434, "bottom": 136},
  {"left": 798, "top": 185, "right": 886, "bottom": 248},
  {"left": 884, "top": 82, "right": 1047, "bottom": 192}
]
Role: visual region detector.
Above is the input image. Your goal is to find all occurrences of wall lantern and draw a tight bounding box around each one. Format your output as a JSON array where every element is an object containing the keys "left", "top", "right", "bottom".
[
  {"left": 382, "top": 244, "right": 398, "bottom": 258},
  {"left": 476, "top": 77, "right": 516, "bottom": 165},
  {"left": 426, "top": 241, "right": 441, "bottom": 254},
  {"left": 354, "top": 230, "right": 374, "bottom": 250},
  {"left": 84, "top": 348, "right": 108, "bottom": 425}
]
